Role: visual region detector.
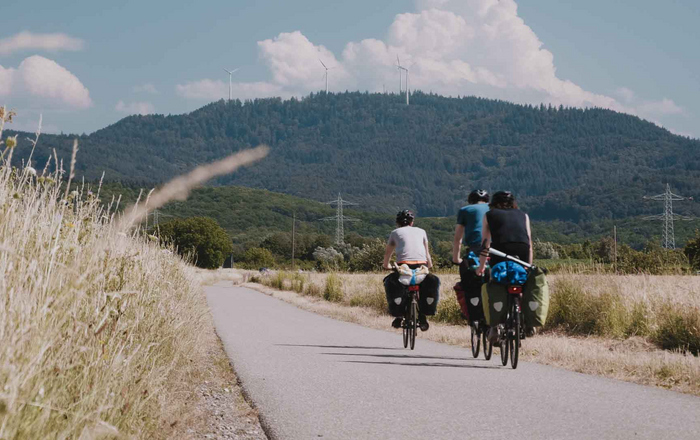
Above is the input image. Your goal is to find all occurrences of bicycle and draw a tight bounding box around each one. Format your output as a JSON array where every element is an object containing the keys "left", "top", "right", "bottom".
[
  {"left": 487, "top": 248, "right": 534, "bottom": 369},
  {"left": 390, "top": 264, "right": 428, "bottom": 350},
  {"left": 455, "top": 260, "right": 494, "bottom": 361}
]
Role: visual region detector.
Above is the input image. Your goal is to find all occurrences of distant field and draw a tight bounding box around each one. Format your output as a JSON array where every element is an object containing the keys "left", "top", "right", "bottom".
[{"left": 249, "top": 270, "right": 700, "bottom": 395}]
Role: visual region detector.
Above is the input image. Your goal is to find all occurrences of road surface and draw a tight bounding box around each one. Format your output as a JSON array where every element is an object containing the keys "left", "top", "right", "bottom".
[{"left": 207, "top": 284, "right": 700, "bottom": 440}]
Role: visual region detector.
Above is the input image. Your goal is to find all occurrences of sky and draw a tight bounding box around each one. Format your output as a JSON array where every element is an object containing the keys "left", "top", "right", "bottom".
[{"left": 0, "top": 0, "right": 698, "bottom": 137}]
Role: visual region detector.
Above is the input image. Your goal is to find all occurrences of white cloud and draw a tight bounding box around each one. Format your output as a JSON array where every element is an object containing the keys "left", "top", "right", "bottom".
[
  {"left": 133, "top": 83, "right": 158, "bottom": 94},
  {"left": 0, "top": 31, "right": 84, "bottom": 56},
  {"left": 176, "top": 0, "right": 684, "bottom": 127},
  {"left": 0, "top": 64, "right": 14, "bottom": 96},
  {"left": 115, "top": 100, "right": 154, "bottom": 115},
  {"left": 16, "top": 55, "right": 92, "bottom": 108}
]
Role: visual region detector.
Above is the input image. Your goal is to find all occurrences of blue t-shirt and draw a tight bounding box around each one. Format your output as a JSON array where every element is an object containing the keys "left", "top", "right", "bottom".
[{"left": 457, "top": 203, "right": 489, "bottom": 249}]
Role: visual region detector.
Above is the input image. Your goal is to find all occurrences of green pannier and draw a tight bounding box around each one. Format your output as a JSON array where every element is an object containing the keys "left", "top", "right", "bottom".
[
  {"left": 481, "top": 282, "right": 508, "bottom": 326},
  {"left": 523, "top": 267, "right": 549, "bottom": 327}
]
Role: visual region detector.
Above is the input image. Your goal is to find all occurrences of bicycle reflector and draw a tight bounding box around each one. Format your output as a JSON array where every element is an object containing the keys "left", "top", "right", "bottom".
[
  {"left": 508, "top": 286, "right": 523, "bottom": 295},
  {"left": 408, "top": 285, "right": 420, "bottom": 292}
]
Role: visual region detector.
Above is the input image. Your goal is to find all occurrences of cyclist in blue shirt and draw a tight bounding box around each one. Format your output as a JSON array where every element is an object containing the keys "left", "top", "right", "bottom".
[{"left": 452, "top": 190, "right": 490, "bottom": 266}]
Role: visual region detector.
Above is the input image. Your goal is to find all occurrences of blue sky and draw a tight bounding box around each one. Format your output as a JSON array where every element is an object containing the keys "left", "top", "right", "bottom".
[{"left": 0, "top": 0, "right": 698, "bottom": 137}]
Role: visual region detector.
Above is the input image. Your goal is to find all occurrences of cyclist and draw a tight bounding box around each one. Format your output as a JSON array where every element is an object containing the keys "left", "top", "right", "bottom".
[
  {"left": 452, "top": 189, "right": 490, "bottom": 273},
  {"left": 475, "top": 191, "right": 533, "bottom": 341},
  {"left": 382, "top": 210, "right": 440, "bottom": 332}
]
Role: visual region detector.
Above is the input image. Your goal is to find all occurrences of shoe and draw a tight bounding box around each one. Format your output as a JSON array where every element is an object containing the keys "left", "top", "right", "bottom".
[
  {"left": 526, "top": 326, "right": 536, "bottom": 337},
  {"left": 419, "top": 314, "right": 429, "bottom": 332},
  {"left": 391, "top": 317, "right": 403, "bottom": 329},
  {"left": 487, "top": 326, "right": 500, "bottom": 343}
]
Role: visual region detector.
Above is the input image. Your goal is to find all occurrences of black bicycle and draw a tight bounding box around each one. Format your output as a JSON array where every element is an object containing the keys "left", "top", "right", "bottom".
[{"left": 488, "top": 248, "right": 533, "bottom": 369}]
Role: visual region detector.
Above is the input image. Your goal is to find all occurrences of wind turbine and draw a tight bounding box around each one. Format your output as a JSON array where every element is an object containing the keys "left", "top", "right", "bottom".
[
  {"left": 397, "top": 56, "right": 409, "bottom": 105},
  {"left": 223, "top": 68, "right": 240, "bottom": 102},
  {"left": 396, "top": 55, "right": 403, "bottom": 93},
  {"left": 319, "top": 59, "right": 333, "bottom": 93}
]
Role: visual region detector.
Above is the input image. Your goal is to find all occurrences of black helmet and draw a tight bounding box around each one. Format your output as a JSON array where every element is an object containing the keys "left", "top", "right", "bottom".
[
  {"left": 396, "top": 209, "right": 415, "bottom": 226},
  {"left": 491, "top": 191, "right": 515, "bottom": 206},
  {"left": 468, "top": 189, "right": 489, "bottom": 204}
]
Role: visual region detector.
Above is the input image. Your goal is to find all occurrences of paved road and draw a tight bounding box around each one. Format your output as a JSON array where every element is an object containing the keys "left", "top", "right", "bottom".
[{"left": 207, "top": 284, "right": 700, "bottom": 440}]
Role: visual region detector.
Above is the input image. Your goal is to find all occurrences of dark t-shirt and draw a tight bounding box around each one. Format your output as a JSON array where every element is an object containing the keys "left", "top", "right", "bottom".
[{"left": 486, "top": 208, "right": 529, "bottom": 245}]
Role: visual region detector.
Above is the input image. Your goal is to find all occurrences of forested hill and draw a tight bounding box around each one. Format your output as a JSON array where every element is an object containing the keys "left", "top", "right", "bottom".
[{"left": 9, "top": 92, "right": 700, "bottom": 221}]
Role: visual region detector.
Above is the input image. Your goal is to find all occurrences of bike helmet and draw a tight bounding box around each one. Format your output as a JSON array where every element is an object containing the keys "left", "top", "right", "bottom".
[
  {"left": 468, "top": 189, "right": 489, "bottom": 204},
  {"left": 396, "top": 209, "right": 415, "bottom": 226},
  {"left": 490, "top": 191, "right": 515, "bottom": 207}
]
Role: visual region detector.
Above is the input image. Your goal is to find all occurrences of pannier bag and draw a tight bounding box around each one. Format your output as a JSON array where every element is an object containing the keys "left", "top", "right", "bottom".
[
  {"left": 418, "top": 274, "right": 440, "bottom": 316},
  {"left": 481, "top": 282, "right": 508, "bottom": 326},
  {"left": 461, "top": 264, "right": 486, "bottom": 323},
  {"left": 453, "top": 282, "right": 470, "bottom": 320},
  {"left": 491, "top": 261, "right": 528, "bottom": 285},
  {"left": 383, "top": 274, "right": 407, "bottom": 318},
  {"left": 523, "top": 266, "right": 549, "bottom": 327}
]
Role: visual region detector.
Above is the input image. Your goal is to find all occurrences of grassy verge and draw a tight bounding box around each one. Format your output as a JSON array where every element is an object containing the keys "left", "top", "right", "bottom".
[
  {"left": 0, "top": 128, "right": 266, "bottom": 437},
  {"left": 249, "top": 270, "right": 700, "bottom": 396}
]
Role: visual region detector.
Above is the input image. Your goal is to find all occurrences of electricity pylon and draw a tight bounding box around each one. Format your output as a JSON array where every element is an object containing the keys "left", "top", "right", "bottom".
[
  {"left": 322, "top": 194, "right": 360, "bottom": 246},
  {"left": 643, "top": 184, "right": 694, "bottom": 249}
]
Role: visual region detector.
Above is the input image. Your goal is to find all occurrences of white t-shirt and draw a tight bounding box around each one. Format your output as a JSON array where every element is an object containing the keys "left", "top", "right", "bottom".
[{"left": 388, "top": 226, "right": 428, "bottom": 263}]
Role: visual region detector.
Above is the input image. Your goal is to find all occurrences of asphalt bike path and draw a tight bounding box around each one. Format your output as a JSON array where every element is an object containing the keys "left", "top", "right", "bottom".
[{"left": 206, "top": 284, "right": 700, "bottom": 440}]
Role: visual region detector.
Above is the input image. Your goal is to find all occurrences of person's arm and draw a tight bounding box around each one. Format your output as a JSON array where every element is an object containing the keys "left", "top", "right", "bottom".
[
  {"left": 452, "top": 224, "right": 465, "bottom": 264},
  {"left": 526, "top": 214, "right": 533, "bottom": 264},
  {"left": 424, "top": 234, "right": 433, "bottom": 269},
  {"left": 477, "top": 216, "right": 491, "bottom": 275},
  {"left": 382, "top": 233, "right": 396, "bottom": 270}
]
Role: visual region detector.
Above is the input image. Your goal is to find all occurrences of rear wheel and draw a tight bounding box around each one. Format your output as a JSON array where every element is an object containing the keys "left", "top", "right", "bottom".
[
  {"left": 409, "top": 300, "right": 417, "bottom": 350},
  {"left": 510, "top": 300, "right": 520, "bottom": 369},
  {"left": 483, "top": 325, "right": 493, "bottom": 360},
  {"left": 470, "top": 325, "right": 481, "bottom": 358}
]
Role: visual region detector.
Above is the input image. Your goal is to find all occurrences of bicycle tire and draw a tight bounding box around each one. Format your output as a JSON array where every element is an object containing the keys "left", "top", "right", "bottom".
[
  {"left": 471, "top": 325, "right": 480, "bottom": 358},
  {"left": 483, "top": 326, "right": 493, "bottom": 360},
  {"left": 402, "top": 316, "right": 409, "bottom": 348},
  {"left": 510, "top": 299, "right": 520, "bottom": 369},
  {"left": 409, "top": 300, "right": 417, "bottom": 350},
  {"left": 500, "top": 328, "right": 508, "bottom": 366}
]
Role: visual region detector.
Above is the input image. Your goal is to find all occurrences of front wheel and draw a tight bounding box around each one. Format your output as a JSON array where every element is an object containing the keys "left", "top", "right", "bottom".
[
  {"left": 402, "top": 318, "right": 409, "bottom": 348},
  {"left": 483, "top": 325, "right": 493, "bottom": 360},
  {"left": 471, "top": 325, "right": 481, "bottom": 358},
  {"left": 500, "top": 328, "right": 508, "bottom": 366},
  {"left": 409, "top": 301, "right": 417, "bottom": 350}
]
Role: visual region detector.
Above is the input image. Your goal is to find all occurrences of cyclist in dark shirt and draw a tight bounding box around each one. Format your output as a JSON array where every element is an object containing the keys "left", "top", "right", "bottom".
[{"left": 476, "top": 191, "right": 532, "bottom": 275}]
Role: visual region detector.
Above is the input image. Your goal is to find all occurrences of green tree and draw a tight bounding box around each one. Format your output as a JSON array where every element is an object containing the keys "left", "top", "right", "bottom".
[
  {"left": 242, "top": 247, "right": 275, "bottom": 269},
  {"left": 684, "top": 232, "right": 700, "bottom": 270},
  {"left": 158, "top": 217, "right": 233, "bottom": 269}
]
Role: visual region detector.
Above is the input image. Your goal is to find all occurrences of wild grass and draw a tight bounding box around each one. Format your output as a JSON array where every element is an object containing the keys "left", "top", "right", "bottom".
[
  {"left": 0, "top": 111, "right": 269, "bottom": 438},
  {"left": 252, "top": 269, "right": 700, "bottom": 395}
]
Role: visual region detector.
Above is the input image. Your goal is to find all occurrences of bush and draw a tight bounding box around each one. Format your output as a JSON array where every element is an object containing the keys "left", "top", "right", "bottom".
[
  {"left": 534, "top": 239, "right": 560, "bottom": 260},
  {"left": 313, "top": 246, "right": 344, "bottom": 271},
  {"left": 348, "top": 284, "right": 386, "bottom": 313},
  {"left": 654, "top": 305, "right": 700, "bottom": 355},
  {"left": 323, "top": 273, "right": 344, "bottom": 302},
  {"left": 683, "top": 232, "right": 700, "bottom": 270},
  {"left": 348, "top": 238, "right": 386, "bottom": 272},
  {"left": 242, "top": 247, "right": 275, "bottom": 269},
  {"left": 304, "top": 282, "right": 322, "bottom": 297},
  {"left": 158, "top": 217, "right": 233, "bottom": 269}
]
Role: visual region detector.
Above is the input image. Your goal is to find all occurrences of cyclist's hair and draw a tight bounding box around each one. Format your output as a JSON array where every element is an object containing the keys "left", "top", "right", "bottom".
[
  {"left": 396, "top": 209, "right": 415, "bottom": 226},
  {"left": 489, "top": 191, "right": 518, "bottom": 209},
  {"left": 468, "top": 189, "right": 489, "bottom": 204}
]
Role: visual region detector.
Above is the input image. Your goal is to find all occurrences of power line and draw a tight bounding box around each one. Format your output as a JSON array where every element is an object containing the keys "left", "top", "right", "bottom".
[
  {"left": 643, "top": 183, "right": 694, "bottom": 249},
  {"left": 321, "top": 193, "right": 360, "bottom": 246}
]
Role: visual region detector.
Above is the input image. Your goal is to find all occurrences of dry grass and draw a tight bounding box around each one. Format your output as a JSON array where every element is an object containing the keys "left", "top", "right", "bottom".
[
  {"left": 250, "top": 270, "right": 700, "bottom": 396},
  {"left": 0, "top": 112, "right": 268, "bottom": 438}
]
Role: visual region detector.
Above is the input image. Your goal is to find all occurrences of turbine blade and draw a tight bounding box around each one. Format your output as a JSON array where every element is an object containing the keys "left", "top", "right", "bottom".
[{"left": 319, "top": 59, "right": 327, "bottom": 69}]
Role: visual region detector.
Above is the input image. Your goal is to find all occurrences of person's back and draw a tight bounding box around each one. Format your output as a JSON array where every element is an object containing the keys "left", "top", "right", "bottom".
[
  {"left": 458, "top": 204, "right": 490, "bottom": 252},
  {"left": 389, "top": 225, "right": 429, "bottom": 264},
  {"left": 486, "top": 208, "right": 528, "bottom": 246}
]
